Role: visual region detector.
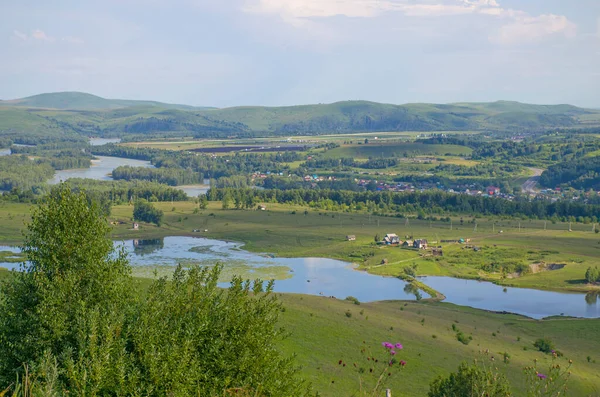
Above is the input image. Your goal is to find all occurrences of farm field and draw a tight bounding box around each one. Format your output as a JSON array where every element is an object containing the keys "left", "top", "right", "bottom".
[
  {"left": 321, "top": 142, "right": 473, "bottom": 159},
  {"left": 2, "top": 201, "right": 599, "bottom": 293}
]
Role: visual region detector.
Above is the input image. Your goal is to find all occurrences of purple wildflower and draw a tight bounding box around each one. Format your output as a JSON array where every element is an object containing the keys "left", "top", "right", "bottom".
[
  {"left": 400, "top": 360, "right": 407, "bottom": 367},
  {"left": 537, "top": 373, "right": 547, "bottom": 380},
  {"left": 395, "top": 343, "right": 403, "bottom": 350},
  {"left": 390, "top": 350, "right": 396, "bottom": 355},
  {"left": 382, "top": 342, "right": 394, "bottom": 349}
]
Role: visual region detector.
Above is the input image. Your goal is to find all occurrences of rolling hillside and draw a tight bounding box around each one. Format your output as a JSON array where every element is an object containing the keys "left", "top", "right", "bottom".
[
  {"left": 1, "top": 92, "right": 600, "bottom": 141},
  {"left": 0, "top": 92, "right": 210, "bottom": 111}
]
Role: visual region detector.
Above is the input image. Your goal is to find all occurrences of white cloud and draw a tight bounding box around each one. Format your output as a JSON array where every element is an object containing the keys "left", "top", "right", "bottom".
[
  {"left": 244, "top": 0, "right": 576, "bottom": 45},
  {"left": 11, "top": 29, "right": 56, "bottom": 42},
  {"left": 62, "top": 36, "right": 85, "bottom": 44},
  {"left": 31, "top": 29, "right": 54, "bottom": 42},
  {"left": 491, "top": 14, "right": 577, "bottom": 45},
  {"left": 12, "top": 30, "right": 28, "bottom": 41}
]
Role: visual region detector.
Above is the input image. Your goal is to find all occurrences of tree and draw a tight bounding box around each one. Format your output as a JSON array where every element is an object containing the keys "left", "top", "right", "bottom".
[
  {"left": 222, "top": 190, "right": 232, "bottom": 209},
  {"left": 585, "top": 266, "right": 599, "bottom": 284},
  {"left": 428, "top": 362, "right": 512, "bottom": 397},
  {"left": 0, "top": 184, "right": 311, "bottom": 395},
  {"left": 198, "top": 194, "right": 208, "bottom": 210},
  {"left": 133, "top": 199, "right": 164, "bottom": 226},
  {"left": 0, "top": 184, "right": 133, "bottom": 387},
  {"left": 534, "top": 338, "right": 555, "bottom": 354},
  {"left": 374, "top": 233, "right": 380, "bottom": 243}
]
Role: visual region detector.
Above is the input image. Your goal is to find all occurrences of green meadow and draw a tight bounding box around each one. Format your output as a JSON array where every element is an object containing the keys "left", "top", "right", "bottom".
[
  {"left": 2, "top": 200, "right": 600, "bottom": 395},
  {"left": 2, "top": 201, "right": 599, "bottom": 293}
]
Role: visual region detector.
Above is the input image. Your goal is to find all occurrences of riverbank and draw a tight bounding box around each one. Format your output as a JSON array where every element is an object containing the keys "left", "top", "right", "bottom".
[{"left": 1, "top": 200, "right": 599, "bottom": 295}]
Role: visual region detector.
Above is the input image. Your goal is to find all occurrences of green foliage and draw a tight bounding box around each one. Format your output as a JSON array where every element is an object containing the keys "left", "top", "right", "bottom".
[
  {"left": 585, "top": 266, "right": 599, "bottom": 284},
  {"left": 345, "top": 296, "right": 361, "bottom": 305},
  {"left": 0, "top": 156, "right": 55, "bottom": 191},
  {"left": 112, "top": 165, "right": 204, "bottom": 186},
  {"left": 127, "top": 265, "right": 309, "bottom": 396},
  {"left": 524, "top": 356, "right": 572, "bottom": 397},
  {"left": 428, "top": 361, "right": 512, "bottom": 397},
  {"left": 533, "top": 338, "right": 555, "bottom": 354},
  {"left": 0, "top": 184, "right": 310, "bottom": 395},
  {"left": 0, "top": 184, "right": 132, "bottom": 387},
  {"left": 133, "top": 199, "right": 164, "bottom": 226}
]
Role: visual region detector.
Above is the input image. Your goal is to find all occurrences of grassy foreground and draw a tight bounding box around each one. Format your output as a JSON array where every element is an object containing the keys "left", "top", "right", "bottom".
[
  {"left": 0, "top": 268, "right": 598, "bottom": 395},
  {"left": 277, "top": 294, "right": 600, "bottom": 396}
]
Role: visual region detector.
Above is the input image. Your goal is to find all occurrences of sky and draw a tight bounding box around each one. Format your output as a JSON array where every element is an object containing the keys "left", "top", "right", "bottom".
[{"left": 1, "top": 0, "right": 599, "bottom": 108}]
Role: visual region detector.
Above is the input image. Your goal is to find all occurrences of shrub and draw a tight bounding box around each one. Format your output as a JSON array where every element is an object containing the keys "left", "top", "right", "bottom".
[
  {"left": 428, "top": 362, "right": 512, "bottom": 397},
  {"left": 345, "top": 296, "right": 361, "bottom": 305},
  {"left": 533, "top": 338, "right": 555, "bottom": 354}
]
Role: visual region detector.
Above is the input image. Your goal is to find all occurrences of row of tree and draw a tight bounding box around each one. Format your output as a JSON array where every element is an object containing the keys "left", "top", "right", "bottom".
[
  {"left": 206, "top": 187, "right": 600, "bottom": 220},
  {"left": 112, "top": 165, "right": 204, "bottom": 186}
]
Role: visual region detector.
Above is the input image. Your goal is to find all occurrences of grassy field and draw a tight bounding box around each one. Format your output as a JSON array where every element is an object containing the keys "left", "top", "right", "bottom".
[
  {"left": 278, "top": 294, "right": 600, "bottom": 396},
  {"left": 321, "top": 142, "right": 472, "bottom": 159},
  {"left": 2, "top": 201, "right": 599, "bottom": 293}
]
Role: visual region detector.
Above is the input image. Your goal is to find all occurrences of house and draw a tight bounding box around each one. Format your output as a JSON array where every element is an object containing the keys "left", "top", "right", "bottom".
[
  {"left": 383, "top": 233, "right": 400, "bottom": 245},
  {"left": 402, "top": 240, "right": 413, "bottom": 247},
  {"left": 487, "top": 186, "right": 500, "bottom": 195},
  {"left": 346, "top": 235, "right": 356, "bottom": 241},
  {"left": 133, "top": 222, "right": 139, "bottom": 230},
  {"left": 258, "top": 204, "right": 266, "bottom": 211},
  {"left": 413, "top": 239, "right": 428, "bottom": 249}
]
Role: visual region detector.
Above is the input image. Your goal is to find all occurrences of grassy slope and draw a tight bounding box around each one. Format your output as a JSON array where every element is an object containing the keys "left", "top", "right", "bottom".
[
  {"left": 1, "top": 263, "right": 598, "bottom": 395},
  {"left": 278, "top": 294, "right": 600, "bottom": 396}
]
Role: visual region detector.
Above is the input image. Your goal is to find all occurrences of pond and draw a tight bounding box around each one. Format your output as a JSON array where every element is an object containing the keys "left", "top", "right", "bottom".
[{"left": 2, "top": 237, "right": 598, "bottom": 319}]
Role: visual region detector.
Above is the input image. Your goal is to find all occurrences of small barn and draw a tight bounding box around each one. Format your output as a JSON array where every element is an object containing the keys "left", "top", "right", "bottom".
[
  {"left": 133, "top": 222, "right": 139, "bottom": 230},
  {"left": 384, "top": 233, "right": 400, "bottom": 245},
  {"left": 414, "top": 239, "right": 428, "bottom": 249},
  {"left": 346, "top": 235, "right": 356, "bottom": 241},
  {"left": 403, "top": 240, "right": 413, "bottom": 247}
]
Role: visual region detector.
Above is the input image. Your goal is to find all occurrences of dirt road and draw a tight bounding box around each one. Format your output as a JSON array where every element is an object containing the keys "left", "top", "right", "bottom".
[{"left": 522, "top": 167, "right": 544, "bottom": 194}]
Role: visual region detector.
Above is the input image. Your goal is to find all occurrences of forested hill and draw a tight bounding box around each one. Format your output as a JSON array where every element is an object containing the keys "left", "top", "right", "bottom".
[{"left": 1, "top": 92, "right": 599, "bottom": 139}]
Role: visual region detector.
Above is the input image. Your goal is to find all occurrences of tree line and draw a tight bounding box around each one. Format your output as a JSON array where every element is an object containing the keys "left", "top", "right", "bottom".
[
  {"left": 206, "top": 187, "right": 600, "bottom": 220},
  {"left": 112, "top": 165, "right": 204, "bottom": 186}
]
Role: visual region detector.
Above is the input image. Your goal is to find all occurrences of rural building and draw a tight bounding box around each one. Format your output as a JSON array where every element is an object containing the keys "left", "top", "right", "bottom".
[
  {"left": 402, "top": 240, "right": 413, "bottom": 247},
  {"left": 383, "top": 233, "right": 400, "bottom": 245},
  {"left": 133, "top": 222, "right": 139, "bottom": 230},
  {"left": 258, "top": 204, "right": 266, "bottom": 211},
  {"left": 414, "top": 239, "right": 428, "bottom": 249},
  {"left": 487, "top": 186, "right": 501, "bottom": 195},
  {"left": 381, "top": 258, "right": 389, "bottom": 265},
  {"left": 346, "top": 235, "right": 356, "bottom": 241}
]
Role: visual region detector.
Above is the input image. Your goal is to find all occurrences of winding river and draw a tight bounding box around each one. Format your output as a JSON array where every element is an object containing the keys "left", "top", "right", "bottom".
[{"left": 2, "top": 237, "right": 598, "bottom": 319}]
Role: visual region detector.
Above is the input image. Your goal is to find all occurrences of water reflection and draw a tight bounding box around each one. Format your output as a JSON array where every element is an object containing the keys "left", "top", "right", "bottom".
[
  {"left": 132, "top": 239, "right": 164, "bottom": 256},
  {"left": 585, "top": 292, "right": 599, "bottom": 305}
]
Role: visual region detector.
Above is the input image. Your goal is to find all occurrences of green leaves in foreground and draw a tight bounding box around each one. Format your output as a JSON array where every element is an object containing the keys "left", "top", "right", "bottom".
[{"left": 0, "top": 184, "right": 310, "bottom": 396}]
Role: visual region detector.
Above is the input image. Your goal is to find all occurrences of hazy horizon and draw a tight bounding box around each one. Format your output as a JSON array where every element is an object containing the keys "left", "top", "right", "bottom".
[{"left": 2, "top": 1, "right": 599, "bottom": 108}]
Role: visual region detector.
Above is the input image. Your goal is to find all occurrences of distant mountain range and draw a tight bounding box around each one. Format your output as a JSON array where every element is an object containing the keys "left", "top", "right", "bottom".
[{"left": 1, "top": 91, "right": 599, "bottom": 138}]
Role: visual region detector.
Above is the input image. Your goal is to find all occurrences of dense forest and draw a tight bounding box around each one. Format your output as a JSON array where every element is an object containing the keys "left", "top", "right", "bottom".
[
  {"left": 0, "top": 156, "right": 55, "bottom": 191},
  {"left": 112, "top": 166, "right": 204, "bottom": 186},
  {"left": 540, "top": 157, "right": 600, "bottom": 190}
]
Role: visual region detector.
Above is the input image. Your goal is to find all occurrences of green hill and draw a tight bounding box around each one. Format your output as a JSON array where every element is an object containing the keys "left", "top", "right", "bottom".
[
  {"left": 0, "top": 92, "right": 211, "bottom": 111},
  {"left": 2, "top": 93, "right": 600, "bottom": 140}
]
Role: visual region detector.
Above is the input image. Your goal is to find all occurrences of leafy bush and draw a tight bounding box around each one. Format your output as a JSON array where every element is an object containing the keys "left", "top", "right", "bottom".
[
  {"left": 0, "top": 184, "right": 310, "bottom": 395},
  {"left": 428, "top": 362, "right": 512, "bottom": 397},
  {"left": 133, "top": 199, "right": 164, "bottom": 226},
  {"left": 534, "top": 338, "right": 555, "bottom": 354},
  {"left": 345, "top": 296, "right": 361, "bottom": 305}
]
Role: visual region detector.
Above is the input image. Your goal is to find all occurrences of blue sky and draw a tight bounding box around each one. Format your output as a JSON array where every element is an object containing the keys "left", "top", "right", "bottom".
[{"left": 1, "top": 0, "right": 599, "bottom": 107}]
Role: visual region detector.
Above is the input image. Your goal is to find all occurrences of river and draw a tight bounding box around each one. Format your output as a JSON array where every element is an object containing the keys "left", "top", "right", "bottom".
[
  {"left": 50, "top": 137, "right": 208, "bottom": 197},
  {"left": 2, "top": 237, "right": 598, "bottom": 319}
]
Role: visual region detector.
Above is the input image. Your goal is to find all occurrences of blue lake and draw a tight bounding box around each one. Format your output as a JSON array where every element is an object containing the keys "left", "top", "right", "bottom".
[{"left": 2, "top": 237, "right": 598, "bottom": 319}]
